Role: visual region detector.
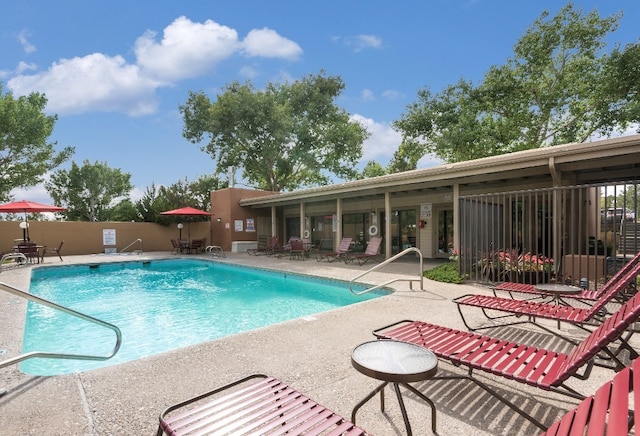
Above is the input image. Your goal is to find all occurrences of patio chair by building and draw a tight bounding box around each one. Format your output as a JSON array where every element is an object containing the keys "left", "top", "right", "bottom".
[
  {"left": 373, "top": 291, "right": 640, "bottom": 430},
  {"left": 289, "top": 238, "right": 305, "bottom": 260},
  {"left": 157, "top": 374, "right": 368, "bottom": 436},
  {"left": 344, "top": 236, "right": 383, "bottom": 265},
  {"left": 315, "top": 237, "right": 352, "bottom": 262},
  {"left": 40, "top": 240, "right": 64, "bottom": 262},
  {"left": 247, "top": 236, "right": 278, "bottom": 256}
]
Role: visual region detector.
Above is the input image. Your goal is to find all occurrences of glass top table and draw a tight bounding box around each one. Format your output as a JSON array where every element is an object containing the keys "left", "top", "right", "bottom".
[{"left": 351, "top": 340, "right": 438, "bottom": 435}]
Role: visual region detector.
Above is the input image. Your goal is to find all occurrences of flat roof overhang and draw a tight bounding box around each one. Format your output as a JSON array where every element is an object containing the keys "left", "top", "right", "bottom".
[{"left": 239, "top": 135, "right": 640, "bottom": 208}]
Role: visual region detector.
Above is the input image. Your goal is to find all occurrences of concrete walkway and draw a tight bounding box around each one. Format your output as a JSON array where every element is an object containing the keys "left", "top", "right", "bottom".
[{"left": 0, "top": 251, "right": 630, "bottom": 435}]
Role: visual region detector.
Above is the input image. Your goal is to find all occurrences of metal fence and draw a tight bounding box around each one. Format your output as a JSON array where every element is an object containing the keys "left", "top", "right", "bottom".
[{"left": 459, "top": 181, "right": 639, "bottom": 291}]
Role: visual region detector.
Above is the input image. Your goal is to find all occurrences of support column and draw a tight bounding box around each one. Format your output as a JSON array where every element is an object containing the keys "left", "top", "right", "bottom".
[
  {"left": 453, "top": 183, "right": 460, "bottom": 253},
  {"left": 300, "top": 203, "right": 306, "bottom": 239},
  {"left": 335, "top": 198, "right": 343, "bottom": 249},
  {"left": 271, "top": 206, "right": 277, "bottom": 240},
  {"left": 385, "top": 192, "right": 391, "bottom": 259}
]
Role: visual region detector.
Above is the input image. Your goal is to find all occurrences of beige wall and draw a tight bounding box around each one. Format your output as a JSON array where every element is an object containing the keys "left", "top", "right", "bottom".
[{"left": 0, "top": 221, "right": 211, "bottom": 256}]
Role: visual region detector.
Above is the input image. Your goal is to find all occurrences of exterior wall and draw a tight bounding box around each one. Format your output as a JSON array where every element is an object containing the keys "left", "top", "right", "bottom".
[
  {"left": 0, "top": 221, "right": 210, "bottom": 256},
  {"left": 210, "top": 188, "right": 275, "bottom": 251}
]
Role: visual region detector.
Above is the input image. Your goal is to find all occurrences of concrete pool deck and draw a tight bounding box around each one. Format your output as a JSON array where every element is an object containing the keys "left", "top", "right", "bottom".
[{"left": 0, "top": 251, "right": 634, "bottom": 435}]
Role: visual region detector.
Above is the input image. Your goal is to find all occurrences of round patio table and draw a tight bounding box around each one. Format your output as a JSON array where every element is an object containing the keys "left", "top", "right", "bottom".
[{"left": 351, "top": 339, "right": 438, "bottom": 435}]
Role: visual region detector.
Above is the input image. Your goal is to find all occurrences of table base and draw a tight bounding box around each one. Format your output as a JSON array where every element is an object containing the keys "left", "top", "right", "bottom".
[{"left": 351, "top": 381, "right": 436, "bottom": 436}]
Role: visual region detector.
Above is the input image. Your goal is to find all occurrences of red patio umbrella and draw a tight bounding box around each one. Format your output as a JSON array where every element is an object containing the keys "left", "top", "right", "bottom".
[
  {"left": 160, "top": 206, "right": 211, "bottom": 242},
  {"left": 0, "top": 200, "right": 67, "bottom": 241}
]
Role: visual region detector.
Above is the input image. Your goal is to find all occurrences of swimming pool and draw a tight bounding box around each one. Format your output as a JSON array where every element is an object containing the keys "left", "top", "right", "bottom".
[{"left": 21, "top": 259, "right": 387, "bottom": 375}]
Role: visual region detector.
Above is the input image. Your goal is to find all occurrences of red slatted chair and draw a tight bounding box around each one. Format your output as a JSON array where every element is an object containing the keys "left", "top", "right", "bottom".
[
  {"left": 452, "top": 252, "right": 640, "bottom": 339},
  {"left": 316, "top": 237, "right": 353, "bottom": 262},
  {"left": 157, "top": 374, "right": 369, "bottom": 436},
  {"left": 541, "top": 356, "right": 639, "bottom": 435},
  {"left": 373, "top": 291, "right": 640, "bottom": 430},
  {"left": 344, "top": 236, "right": 383, "bottom": 265}
]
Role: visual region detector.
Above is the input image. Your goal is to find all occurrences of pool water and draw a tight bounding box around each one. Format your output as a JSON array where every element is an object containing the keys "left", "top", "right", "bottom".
[{"left": 21, "top": 259, "right": 387, "bottom": 375}]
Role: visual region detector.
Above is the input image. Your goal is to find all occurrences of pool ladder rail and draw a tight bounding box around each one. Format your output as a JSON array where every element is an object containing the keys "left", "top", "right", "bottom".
[
  {"left": 120, "top": 238, "right": 143, "bottom": 254},
  {"left": 0, "top": 281, "right": 122, "bottom": 393},
  {"left": 349, "top": 247, "right": 425, "bottom": 295}
]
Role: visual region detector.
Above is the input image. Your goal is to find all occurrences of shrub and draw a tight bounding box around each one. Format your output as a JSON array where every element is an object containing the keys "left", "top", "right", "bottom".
[{"left": 424, "top": 261, "right": 463, "bottom": 284}]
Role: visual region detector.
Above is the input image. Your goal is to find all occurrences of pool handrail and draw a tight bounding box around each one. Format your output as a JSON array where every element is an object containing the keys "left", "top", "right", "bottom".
[
  {"left": 349, "top": 247, "right": 424, "bottom": 295},
  {"left": 0, "top": 281, "right": 122, "bottom": 369},
  {"left": 120, "top": 238, "right": 143, "bottom": 254}
]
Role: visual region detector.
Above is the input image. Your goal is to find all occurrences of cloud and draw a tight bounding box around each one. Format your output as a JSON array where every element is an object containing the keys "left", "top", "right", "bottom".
[
  {"left": 361, "top": 89, "right": 375, "bottom": 101},
  {"left": 6, "top": 16, "right": 302, "bottom": 116},
  {"left": 381, "top": 89, "right": 403, "bottom": 100},
  {"left": 135, "top": 16, "right": 240, "bottom": 82},
  {"left": 351, "top": 114, "right": 401, "bottom": 163},
  {"left": 8, "top": 53, "right": 161, "bottom": 116},
  {"left": 242, "top": 28, "right": 303, "bottom": 60},
  {"left": 17, "top": 29, "right": 36, "bottom": 54},
  {"left": 352, "top": 114, "right": 443, "bottom": 169},
  {"left": 343, "top": 34, "right": 383, "bottom": 52}
]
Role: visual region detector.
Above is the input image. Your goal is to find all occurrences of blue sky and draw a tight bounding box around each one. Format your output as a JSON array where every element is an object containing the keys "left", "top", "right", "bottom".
[{"left": 2, "top": 1, "right": 639, "bottom": 204}]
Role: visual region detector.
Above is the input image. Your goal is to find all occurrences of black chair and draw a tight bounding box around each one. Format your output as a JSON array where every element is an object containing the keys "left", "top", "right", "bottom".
[{"left": 18, "top": 242, "right": 40, "bottom": 264}]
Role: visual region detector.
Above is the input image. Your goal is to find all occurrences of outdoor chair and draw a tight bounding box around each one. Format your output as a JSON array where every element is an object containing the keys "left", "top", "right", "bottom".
[
  {"left": 541, "top": 355, "right": 639, "bottom": 435},
  {"left": 373, "top": 291, "right": 640, "bottom": 430},
  {"left": 170, "top": 239, "right": 180, "bottom": 255},
  {"left": 272, "top": 236, "right": 299, "bottom": 258},
  {"left": 247, "top": 236, "right": 278, "bottom": 256},
  {"left": 315, "top": 237, "right": 352, "bottom": 262},
  {"left": 157, "top": 374, "right": 368, "bottom": 436},
  {"left": 344, "top": 236, "right": 383, "bottom": 265},
  {"left": 289, "top": 238, "right": 305, "bottom": 260},
  {"left": 40, "top": 240, "right": 64, "bottom": 262},
  {"left": 452, "top": 251, "right": 640, "bottom": 338}
]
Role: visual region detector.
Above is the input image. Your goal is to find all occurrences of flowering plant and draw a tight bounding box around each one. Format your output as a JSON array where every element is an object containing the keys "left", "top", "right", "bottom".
[
  {"left": 449, "top": 249, "right": 459, "bottom": 261},
  {"left": 499, "top": 250, "right": 553, "bottom": 273}
]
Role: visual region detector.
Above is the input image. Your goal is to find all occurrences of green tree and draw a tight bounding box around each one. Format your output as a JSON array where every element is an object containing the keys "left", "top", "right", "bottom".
[
  {"left": 45, "top": 160, "right": 132, "bottom": 221},
  {"left": 393, "top": 3, "right": 640, "bottom": 165},
  {"left": 0, "top": 83, "right": 74, "bottom": 201},
  {"left": 135, "top": 175, "right": 226, "bottom": 223},
  {"left": 180, "top": 71, "right": 369, "bottom": 191},
  {"left": 358, "top": 161, "right": 387, "bottom": 179}
]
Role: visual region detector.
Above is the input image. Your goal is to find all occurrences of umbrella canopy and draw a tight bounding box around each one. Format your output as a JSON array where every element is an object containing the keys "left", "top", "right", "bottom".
[
  {"left": 160, "top": 206, "right": 211, "bottom": 242},
  {"left": 0, "top": 200, "right": 67, "bottom": 214},
  {"left": 0, "top": 200, "right": 67, "bottom": 241},
  {"left": 160, "top": 206, "right": 211, "bottom": 216}
]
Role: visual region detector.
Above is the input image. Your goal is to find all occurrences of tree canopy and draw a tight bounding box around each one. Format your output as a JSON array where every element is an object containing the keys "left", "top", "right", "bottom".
[
  {"left": 392, "top": 3, "right": 640, "bottom": 165},
  {"left": 180, "top": 71, "right": 369, "bottom": 192},
  {"left": 0, "top": 83, "right": 74, "bottom": 202},
  {"left": 45, "top": 160, "right": 132, "bottom": 221}
]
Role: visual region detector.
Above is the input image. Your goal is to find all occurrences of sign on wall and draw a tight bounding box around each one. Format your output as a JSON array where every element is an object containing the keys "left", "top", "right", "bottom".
[
  {"left": 103, "top": 229, "right": 116, "bottom": 245},
  {"left": 420, "top": 203, "right": 432, "bottom": 219},
  {"left": 234, "top": 220, "right": 243, "bottom": 232},
  {"left": 246, "top": 218, "right": 255, "bottom": 232}
]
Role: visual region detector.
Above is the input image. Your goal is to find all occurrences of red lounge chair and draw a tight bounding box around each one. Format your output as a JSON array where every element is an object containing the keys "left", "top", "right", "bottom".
[
  {"left": 373, "top": 291, "right": 640, "bottom": 430},
  {"left": 452, "top": 252, "right": 640, "bottom": 337},
  {"left": 344, "top": 236, "right": 382, "bottom": 265},
  {"left": 247, "top": 236, "right": 278, "bottom": 256},
  {"left": 315, "top": 237, "right": 352, "bottom": 262},
  {"left": 157, "top": 374, "right": 368, "bottom": 436},
  {"left": 541, "top": 356, "right": 639, "bottom": 435}
]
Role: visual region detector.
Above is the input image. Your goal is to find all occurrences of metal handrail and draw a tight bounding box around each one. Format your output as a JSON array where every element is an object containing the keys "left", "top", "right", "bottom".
[
  {"left": 120, "top": 238, "right": 143, "bottom": 254},
  {"left": 349, "top": 247, "right": 424, "bottom": 295},
  {"left": 0, "top": 281, "right": 122, "bottom": 369}
]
